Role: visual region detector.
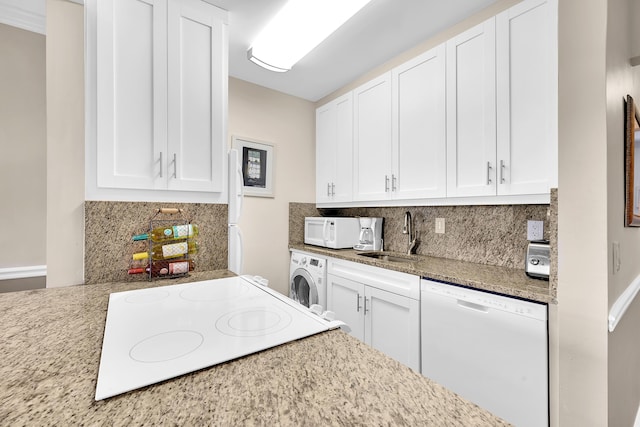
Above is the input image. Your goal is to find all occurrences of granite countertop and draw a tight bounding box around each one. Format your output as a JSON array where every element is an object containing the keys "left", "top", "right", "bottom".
[
  {"left": 0, "top": 270, "right": 509, "bottom": 426},
  {"left": 290, "top": 244, "right": 553, "bottom": 304}
]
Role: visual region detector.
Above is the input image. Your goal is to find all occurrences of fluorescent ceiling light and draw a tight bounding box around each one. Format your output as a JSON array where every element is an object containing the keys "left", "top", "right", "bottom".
[{"left": 248, "top": 0, "right": 371, "bottom": 72}]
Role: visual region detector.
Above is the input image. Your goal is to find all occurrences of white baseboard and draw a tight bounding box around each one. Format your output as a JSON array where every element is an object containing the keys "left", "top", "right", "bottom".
[
  {"left": 608, "top": 273, "right": 640, "bottom": 332},
  {"left": 0, "top": 265, "right": 47, "bottom": 281}
]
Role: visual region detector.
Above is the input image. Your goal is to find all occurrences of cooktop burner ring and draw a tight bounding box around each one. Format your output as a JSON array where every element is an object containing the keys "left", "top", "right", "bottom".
[
  {"left": 215, "top": 306, "right": 292, "bottom": 337},
  {"left": 129, "top": 330, "right": 204, "bottom": 363}
]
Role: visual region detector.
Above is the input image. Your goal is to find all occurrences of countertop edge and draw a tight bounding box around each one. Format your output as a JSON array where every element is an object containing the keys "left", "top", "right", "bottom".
[{"left": 290, "top": 244, "right": 555, "bottom": 305}]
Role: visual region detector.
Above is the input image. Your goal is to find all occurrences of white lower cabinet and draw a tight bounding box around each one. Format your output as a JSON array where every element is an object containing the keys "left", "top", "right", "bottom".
[{"left": 327, "top": 258, "right": 420, "bottom": 372}]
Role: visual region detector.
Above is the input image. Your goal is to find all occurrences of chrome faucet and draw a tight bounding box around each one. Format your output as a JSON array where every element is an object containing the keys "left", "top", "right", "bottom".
[{"left": 403, "top": 211, "right": 417, "bottom": 255}]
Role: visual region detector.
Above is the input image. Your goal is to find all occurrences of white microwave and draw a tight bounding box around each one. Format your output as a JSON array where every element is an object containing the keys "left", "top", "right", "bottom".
[{"left": 304, "top": 217, "right": 360, "bottom": 249}]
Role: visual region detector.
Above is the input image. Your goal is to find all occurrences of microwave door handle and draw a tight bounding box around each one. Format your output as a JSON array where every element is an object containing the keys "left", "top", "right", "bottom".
[{"left": 322, "top": 219, "right": 329, "bottom": 244}]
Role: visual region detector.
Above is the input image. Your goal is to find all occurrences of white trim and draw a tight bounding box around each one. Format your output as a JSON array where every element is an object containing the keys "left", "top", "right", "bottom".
[
  {"left": 0, "top": 265, "right": 47, "bottom": 281},
  {"left": 317, "top": 193, "right": 551, "bottom": 209},
  {"left": 0, "top": 2, "right": 45, "bottom": 34},
  {"left": 608, "top": 273, "right": 640, "bottom": 332},
  {"left": 635, "top": 401, "right": 640, "bottom": 427}
]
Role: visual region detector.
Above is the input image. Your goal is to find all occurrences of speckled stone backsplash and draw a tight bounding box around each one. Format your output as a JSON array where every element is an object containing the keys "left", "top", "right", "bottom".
[
  {"left": 85, "top": 201, "right": 228, "bottom": 284},
  {"left": 290, "top": 190, "right": 558, "bottom": 271}
]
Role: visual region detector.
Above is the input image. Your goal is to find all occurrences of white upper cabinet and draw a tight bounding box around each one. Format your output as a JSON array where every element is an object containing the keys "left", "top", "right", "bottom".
[
  {"left": 392, "top": 43, "right": 447, "bottom": 199},
  {"left": 446, "top": 18, "right": 497, "bottom": 198},
  {"left": 167, "top": 0, "right": 227, "bottom": 192},
  {"left": 496, "top": 0, "right": 557, "bottom": 195},
  {"left": 316, "top": 93, "right": 353, "bottom": 204},
  {"left": 315, "top": 0, "right": 557, "bottom": 207},
  {"left": 96, "top": 0, "right": 167, "bottom": 191},
  {"left": 353, "top": 72, "right": 393, "bottom": 201},
  {"left": 95, "top": 0, "right": 227, "bottom": 195}
]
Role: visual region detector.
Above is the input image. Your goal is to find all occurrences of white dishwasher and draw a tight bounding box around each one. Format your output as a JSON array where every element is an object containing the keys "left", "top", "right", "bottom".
[{"left": 421, "top": 279, "right": 548, "bottom": 427}]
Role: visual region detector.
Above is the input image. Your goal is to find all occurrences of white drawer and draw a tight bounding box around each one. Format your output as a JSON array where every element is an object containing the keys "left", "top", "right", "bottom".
[{"left": 328, "top": 257, "right": 420, "bottom": 300}]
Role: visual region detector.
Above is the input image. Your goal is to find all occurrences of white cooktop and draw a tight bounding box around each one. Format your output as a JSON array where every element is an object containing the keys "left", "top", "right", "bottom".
[{"left": 95, "top": 276, "right": 336, "bottom": 400}]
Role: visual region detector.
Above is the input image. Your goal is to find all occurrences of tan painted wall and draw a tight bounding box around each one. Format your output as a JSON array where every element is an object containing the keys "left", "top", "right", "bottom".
[
  {"left": 45, "top": 0, "right": 85, "bottom": 287},
  {"left": 0, "top": 23, "right": 46, "bottom": 270},
  {"left": 228, "top": 77, "right": 315, "bottom": 296},
  {"left": 557, "top": 0, "right": 609, "bottom": 425},
  {"left": 606, "top": 0, "right": 640, "bottom": 425}
]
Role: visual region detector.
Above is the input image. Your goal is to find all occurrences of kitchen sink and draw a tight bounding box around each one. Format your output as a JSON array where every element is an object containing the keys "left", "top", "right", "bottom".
[{"left": 357, "top": 252, "right": 417, "bottom": 264}]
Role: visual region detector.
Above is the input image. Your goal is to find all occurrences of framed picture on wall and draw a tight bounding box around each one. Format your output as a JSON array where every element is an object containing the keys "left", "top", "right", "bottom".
[
  {"left": 232, "top": 136, "right": 275, "bottom": 198},
  {"left": 625, "top": 95, "right": 640, "bottom": 226}
]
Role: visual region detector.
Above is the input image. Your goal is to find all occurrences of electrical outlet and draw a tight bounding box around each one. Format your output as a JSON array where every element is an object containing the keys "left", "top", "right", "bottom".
[
  {"left": 435, "top": 218, "right": 445, "bottom": 234},
  {"left": 527, "top": 220, "right": 544, "bottom": 241}
]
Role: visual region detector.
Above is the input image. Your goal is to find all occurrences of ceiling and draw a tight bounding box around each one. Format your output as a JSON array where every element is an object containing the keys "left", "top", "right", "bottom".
[
  {"left": 1, "top": 0, "right": 499, "bottom": 102},
  {"left": 204, "top": 0, "right": 499, "bottom": 102}
]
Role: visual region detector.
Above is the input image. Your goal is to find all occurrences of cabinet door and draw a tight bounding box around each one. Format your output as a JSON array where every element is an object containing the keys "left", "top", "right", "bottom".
[
  {"left": 392, "top": 44, "right": 447, "bottom": 199},
  {"left": 333, "top": 94, "right": 354, "bottom": 202},
  {"left": 167, "top": 0, "right": 226, "bottom": 192},
  {"left": 326, "top": 274, "right": 365, "bottom": 341},
  {"left": 96, "top": 0, "right": 167, "bottom": 190},
  {"left": 496, "top": 0, "right": 557, "bottom": 195},
  {"left": 316, "top": 101, "right": 337, "bottom": 203},
  {"left": 446, "top": 18, "right": 497, "bottom": 197},
  {"left": 353, "top": 73, "right": 393, "bottom": 201},
  {"left": 315, "top": 93, "right": 353, "bottom": 204},
  {"left": 365, "top": 286, "right": 420, "bottom": 372}
]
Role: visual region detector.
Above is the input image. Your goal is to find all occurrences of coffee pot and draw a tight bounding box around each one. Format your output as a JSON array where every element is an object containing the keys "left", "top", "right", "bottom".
[{"left": 354, "top": 217, "right": 383, "bottom": 251}]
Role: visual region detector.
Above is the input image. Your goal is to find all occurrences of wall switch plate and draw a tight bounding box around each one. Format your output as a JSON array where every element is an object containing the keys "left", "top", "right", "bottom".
[
  {"left": 613, "top": 241, "right": 621, "bottom": 274},
  {"left": 527, "top": 220, "right": 544, "bottom": 241},
  {"left": 435, "top": 218, "right": 445, "bottom": 234}
]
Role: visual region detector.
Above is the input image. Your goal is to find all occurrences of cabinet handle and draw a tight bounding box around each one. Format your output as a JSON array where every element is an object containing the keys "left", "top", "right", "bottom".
[
  {"left": 486, "top": 162, "right": 492, "bottom": 185},
  {"left": 331, "top": 183, "right": 335, "bottom": 196},
  {"left": 392, "top": 174, "right": 397, "bottom": 192},
  {"left": 159, "top": 152, "right": 163, "bottom": 178},
  {"left": 500, "top": 160, "right": 505, "bottom": 184},
  {"left": 356, "top": 293, "right": 362, "bottom": 312},
  {"left": 173, "top": 153, "right": 177, "bottom": 179},
  {"left": 327, "top": 183, "right": 331, "bottom": 197},
  {"left": 385, "top": 175, "right": 390, "bottom": 192},
  {"left": 364, "top": 297, "right": 370, "bottom": 315}
]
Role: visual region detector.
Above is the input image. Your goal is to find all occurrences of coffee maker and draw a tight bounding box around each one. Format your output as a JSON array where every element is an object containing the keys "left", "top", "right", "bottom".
[{"left": 354, "top": 217, "right": 383, "bottom": 251}]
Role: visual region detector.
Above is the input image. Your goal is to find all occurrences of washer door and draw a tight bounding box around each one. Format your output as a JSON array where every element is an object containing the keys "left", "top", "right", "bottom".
[{"left": 290, "top": 268, "right": 319, "bottom": 308}]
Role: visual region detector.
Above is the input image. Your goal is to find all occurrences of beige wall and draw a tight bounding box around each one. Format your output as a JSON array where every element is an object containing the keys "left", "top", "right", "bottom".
[
  {"left": 228, "top": 77, "right": 315, "bottom": 296},
  {"left": 606, "top": 0, "right": 640, "bottom": 425},
  {"left": 0, "top": 23, "right": 46, "bottom": 271},
  {"left": 45, "top": 0, "right": 85, "bottom": 287},
  {"left": 557, "top": 0, "right": 609, "bottom": 423}
]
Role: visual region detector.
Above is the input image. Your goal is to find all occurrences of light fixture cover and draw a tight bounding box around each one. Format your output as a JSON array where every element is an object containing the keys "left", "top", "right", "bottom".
[{"left": 248, "top": 0, "right": 371, "bottom": 72}]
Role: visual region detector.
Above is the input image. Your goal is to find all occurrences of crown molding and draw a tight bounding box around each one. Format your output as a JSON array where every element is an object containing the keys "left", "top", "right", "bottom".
[{"left": 0, "top": 1, "right": 45, "bottom": 34}]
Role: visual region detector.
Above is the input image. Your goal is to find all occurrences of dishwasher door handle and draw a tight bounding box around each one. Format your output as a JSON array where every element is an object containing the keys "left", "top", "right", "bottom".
[{"left": 456, "top": 299, "right": 489, "bottom": 313}]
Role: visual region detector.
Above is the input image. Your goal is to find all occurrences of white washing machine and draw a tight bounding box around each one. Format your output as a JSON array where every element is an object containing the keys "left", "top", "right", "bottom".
[{"left": 289, "top": 250, "right": 327, "bottom": 309}]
